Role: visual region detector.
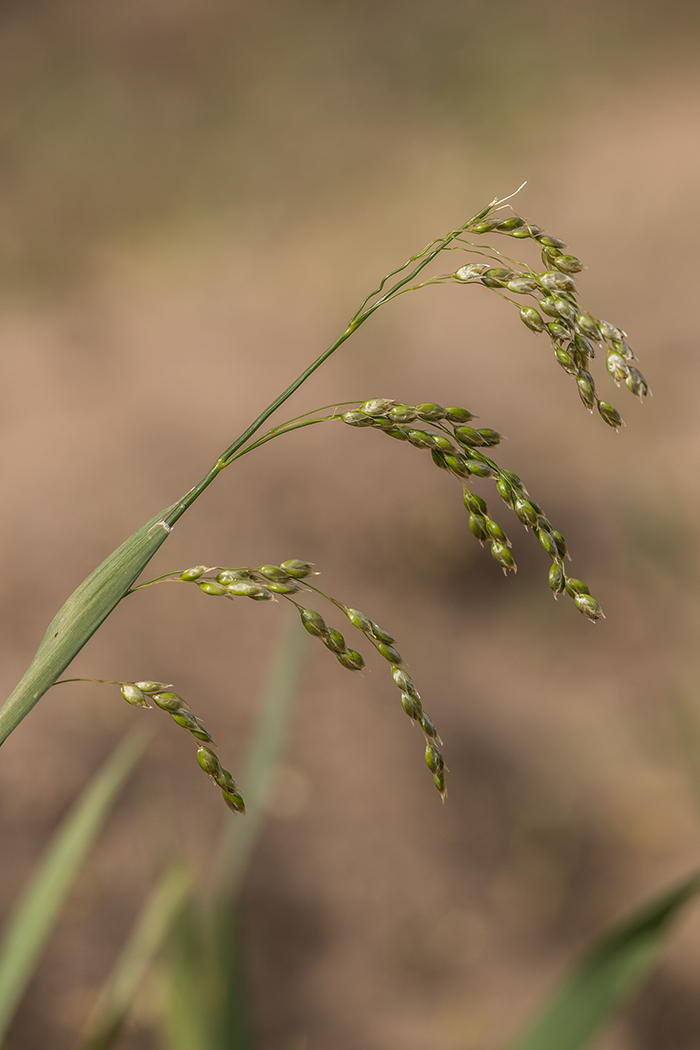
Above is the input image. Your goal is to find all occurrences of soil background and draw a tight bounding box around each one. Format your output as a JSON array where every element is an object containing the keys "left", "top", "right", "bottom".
[{"left": 1, "top": 2, "right": 700, "bottom": 1047}]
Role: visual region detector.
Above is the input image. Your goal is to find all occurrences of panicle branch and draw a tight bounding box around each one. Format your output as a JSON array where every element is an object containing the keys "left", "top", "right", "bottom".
[{"left": 53, "top": 678, "right": 245, "bottom": 815}]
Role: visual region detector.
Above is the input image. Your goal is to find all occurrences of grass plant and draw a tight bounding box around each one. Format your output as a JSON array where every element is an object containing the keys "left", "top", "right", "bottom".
[
  {"left": 2, "top": 191, "right": 693, "bottom": 1049},
  {"left": 0, "top": 189, "right": 649, "bottom": 799}
]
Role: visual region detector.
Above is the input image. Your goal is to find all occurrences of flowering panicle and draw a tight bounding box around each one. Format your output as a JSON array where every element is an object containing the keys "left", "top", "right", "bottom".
[
  {"left": 448, "top": 210, "right": 648, "bottom": 424},
  {"left": 130, "top": 559, "right": 447, "bottom": 798},
  {"left": 52, "top": 677, "right": 245, "bottom": 814},
  {"left": 340, "top": 399, "right": 603, "bottom": 622}
]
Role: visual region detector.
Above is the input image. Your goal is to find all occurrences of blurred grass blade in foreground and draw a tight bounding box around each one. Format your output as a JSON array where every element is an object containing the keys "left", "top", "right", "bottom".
[
  {"left": 0, "top": 732, "right": 147, "bottom": 1042},
  {"left": 212, "top": 607, "right": 309, "bottom": 898},
  {"left": 503, "top": 871, "right": 700, "bottom": 1050},
  {"left": 161, "top": 610, "right": 308, "bottom": 1050},
  {"left": 75, "top": 862, "right": 192, "bottom": 1050}
]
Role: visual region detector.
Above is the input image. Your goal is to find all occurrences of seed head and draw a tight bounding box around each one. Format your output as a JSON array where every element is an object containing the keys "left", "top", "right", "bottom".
[
  {"left": 626, "top": 367, "right": 650, "bottom": 399},
  {"left": 370, "top": 627, "right": 394, "bottom": 649},
  {"left": 324, "top": 628, "right": 347, "bottom": 654},
  {"left": 300, "top": 608, "right": 328, "bottom": 638},
  {"left": 497, "top": 216, "right": 525, "bottom": 230},
  {"left": 454, "top": 425, "right": 485, "bottom": 447},
  {"left": 573, "top": 332, "right": 594, "bottom": 358},
  {"left": 549, "top": 561, "right": 565, "bottom": 594},
  {"left": 476, "top": 428, "right": 503, "bottom": 447},
  {"left": 520, "top": 306, "right": 546, "bottom": 333},
  {"left": 599, "top": 321, "right": 625, "bottom": 343},
  {"left": 463, "top": 490, "right": 487, "bottom": 514},
  {"left": 384, "top": 426, "right": 409, "bottom": 441},
  {"left": 120, "top": 684, "right": 150, "bottom": 708},
  {"left": 551, "top": 253, "right": 584, "bottom": 274},
  {"left": 481, "top": 267, "right": 514, "bottom": 288},
  {"left": 171, "top": 709, "right": 212, "bottom": 742},
  {"left": 392, "top": 667, "right": 420, "bottom": 697},
  {"left": 444, "top": 406, "right": 475, "bottom": 423},
  {"left": 336, "top": 649, "right": 365, "bottom": 671},
  {"left": 486, "top": 519, "right": 509, "bottom": 544},
  {"left": 429, "top": 434, "right": 456, "bottom": 452},
  {"left": 576, "top": 371, "right": 596, "bottom": 410},
  {"left": 444, "top": 453, "right": 470, "bottom": 477},
  {"left": 469, "top": 514, "right": 489, "bottom": 543},
  {"left": 496, "top": 478, "right": 515, "bottom": 507},
  {"left": 360, "top": 398, "right": 393, "bottom": 417},
  {"left": 507, "top": 278, "right": 539, "bottom": 294},
  {"left": 564, "top": 577, "right": 590, "bottom": 597},
  {"left": 508, "top": 225, "right": 543, "bottom": 238},
  {"left": 135, "top": 681, "right": 170, "bottom": 693},
  {"left": 469, "top": 219, "right": 501, "bottom": 234},
  {"left": 258, "top": 565, "right": 291, "bottom": 582},
  {"left": 217, "top": 569, "right": 244, "bottom": 584},
  {"left": 546, "top": 320, "right": 571, "bottom": 342},
  {"left": 576, "top": 314, "right": 603, "bottom": 342},
  {"left": 377, "top": 642, "right": 403, "bottom": 665},
  {"left": 249, "top": 589, "right": 276, "bottom": 601},
  {"left": 538, "top": 271, "right": 577, "bottom": 293},
  {"left": 543, "top": 296, "right": 576, "bottom": 323},
  {"left": 222, "top": 790, "right": 246, "bottom": 815},
  {"left": 406, "top": 429, "right": 435, "bottom": 449},
  {"left": 281, "top": 559, "right": 315, "bottom": 578},
  {"left": 342, "top": 411, "right": 374, "bottom": 427},
  {"left": 389, "top": 404, "right": 418, "bottom": 423},
  {"left": 538, "top": 234, "right": 567, "bottom": 249},
  {"left": 455, "top": 263, "right": 490, "bottom": 280},
  {"left": 433, "top": 770, "right": 446, "bottom": 798},
  {"left": 491, "top": 541, "right": 516, "bottom": 573},
  {"left": 215, "top": 768, "right": 238, "bottom": 794},
  {"left": 226, "top": 581, "right": 273, "bottom": 599},
  {"left": 153, "top": 691, "right": 187, "bottom": 712},
  {"left": 597, "top": 401, "right": 624, "bottom": 430},
  {"left": 401, "top": 692, "right": 423, "bottom": 719},
  {"left": 267, "top": 581, "right": 300, "bottom": 594},
  {"left": 180, "top": 566, "right": 208, "bottom": 582},
  {"left": 537, "top": 529, "right": 559, "bottom": 559},
  {"left": 345, "top": 608, "right": 373, "bottom": 632},
  {"left": 420, "top": 713, "right": 439, "bottom": 739},
  {"left": 606, "top": 352, "right": 629, "bottom": 383},
  {"left": 612, "top": 338, "right": 635, "bottom": 361},
  {"left": 198, "top": 581, "right": 226, "bottom": 596},
  {"left": 415, "top": 402, "right": 447, "bottom": 421},
  {"left": 425, "top": 743, "right": 444, "bottom": 774},
  {"left": 574, "top": 592, "right": 604, "bottom": 622},
  {"left": 465, "top": 459, "right": 498, "bottom": 479},
  {"left": 197, "top": 746, "right": 220, "bottom": 778},
  {"left": 514, "top": 498, "right": 538, "bottom": 527},
  {"left": 552, "top": 531, "right": 568, "bottom": 559}
]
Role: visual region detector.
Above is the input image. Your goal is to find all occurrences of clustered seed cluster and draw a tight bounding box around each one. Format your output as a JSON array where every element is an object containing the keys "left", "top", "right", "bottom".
[
  {"left": 119, "top": 680, "right": 245, "bottom": 814},
  {"left": 452, "top": 212, "right": 649, "bottom": 424},
  {"left": 150, "top": 558, "right": 447, "bottom": 797},
  {"left": 297, "top": 602, "right": 446, "bottom": 799},
  {"left": 340, "top": 398, "right": 603, "bottom": 622},
  {"left": 41, "top": 200, "right": 642, "bottom": 817}
]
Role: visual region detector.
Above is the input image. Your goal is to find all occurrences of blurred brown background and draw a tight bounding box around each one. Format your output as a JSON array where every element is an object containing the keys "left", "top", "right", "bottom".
[{"left": 1, "top": 1, "right": 700, "bottom": 1047}]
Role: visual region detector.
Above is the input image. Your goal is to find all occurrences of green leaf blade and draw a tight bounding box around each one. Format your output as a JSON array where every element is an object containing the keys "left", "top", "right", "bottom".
[
  {"left": 76, "top": 862, "right": 192, "bottom": 1050},
  {"left": 0, "top": 506, "right": 175, "bottom": 745},
  {"left": 503, "top": 872, "right": 700, "bottom": 1050},
  {"left": 0, "top": 732, "right": 147, "bottom": 1042}
]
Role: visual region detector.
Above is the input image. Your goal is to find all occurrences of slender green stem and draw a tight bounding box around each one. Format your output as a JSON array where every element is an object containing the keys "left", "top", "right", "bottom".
[
  {"left": 52, "top": 678, "right": 121, "bottom": 687},
  {"left": 225, "top": 414, "right": 342, "bottom": 463},
  {"left": 128, "top": 572, "right": 189, "bottom": 593},
  {"left": 163, "top": 200, "right": 500, "bottom": 529}
]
